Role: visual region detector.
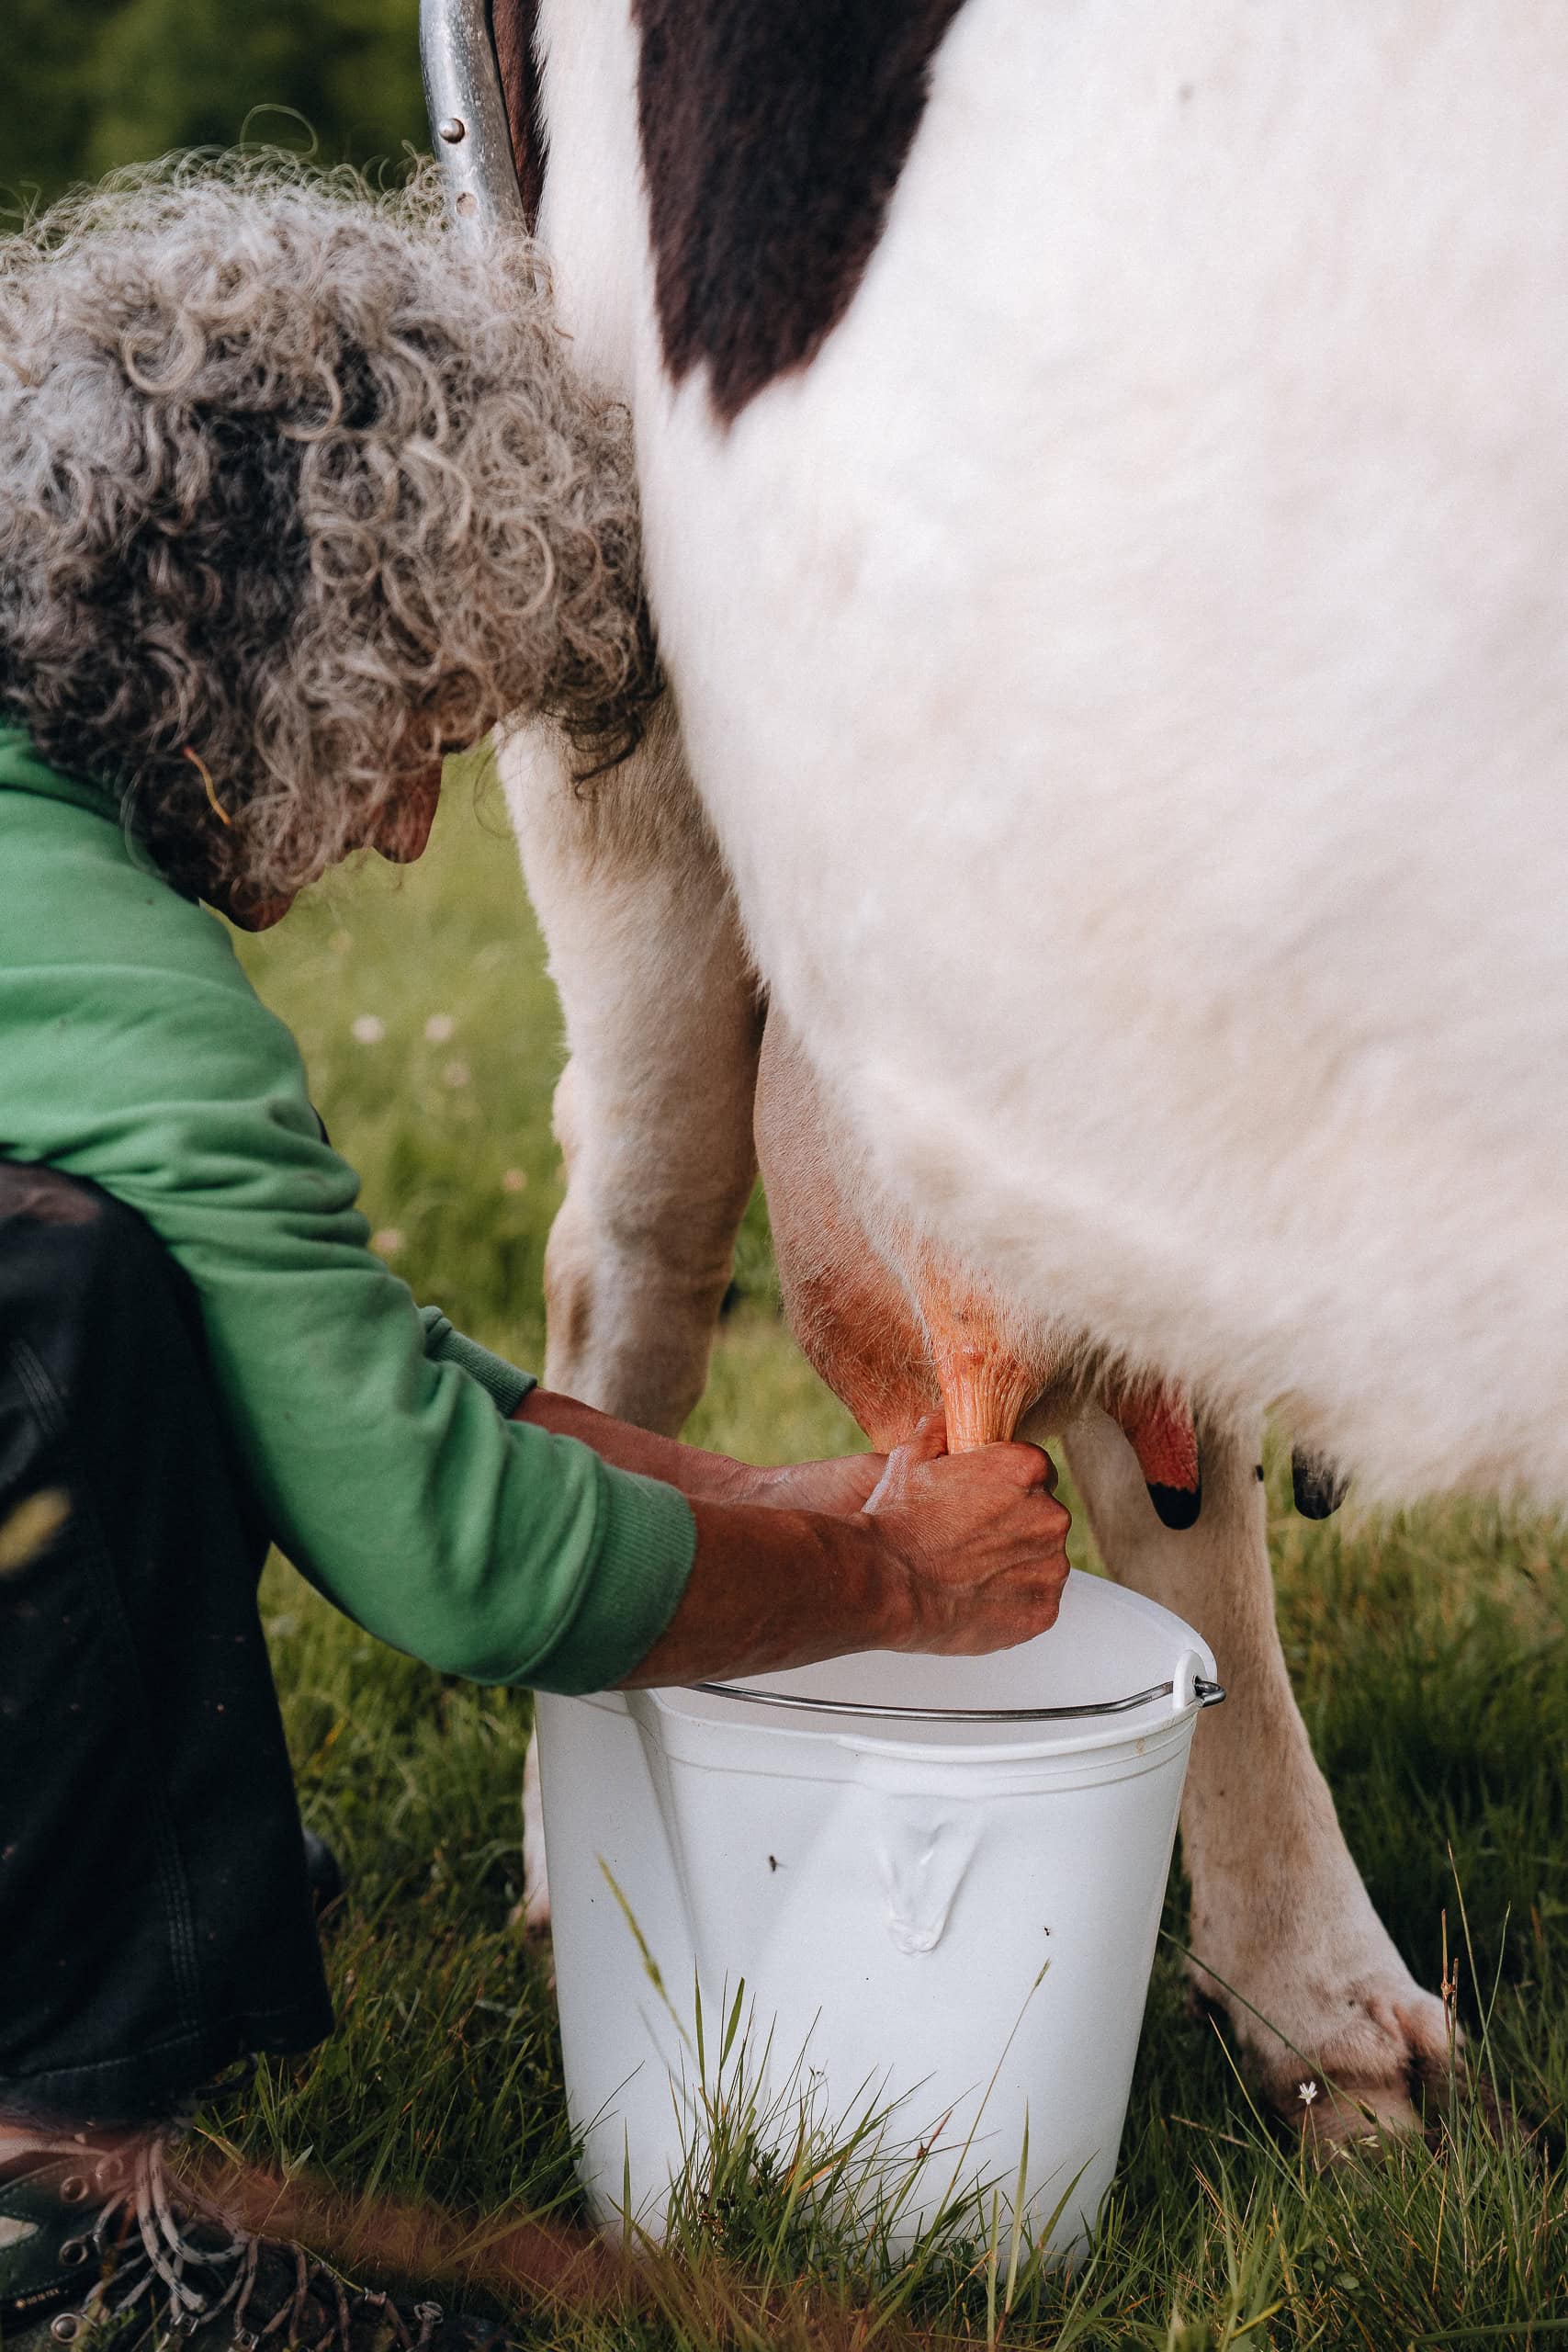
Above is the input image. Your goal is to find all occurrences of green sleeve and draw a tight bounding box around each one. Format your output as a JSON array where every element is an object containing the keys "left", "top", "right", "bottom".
[
  {"left": 0, "top": 792, "right": 695, "bottom": 1691},
  {"left": 418, "top": 1306, "right": 536, "bottom": 1417}
]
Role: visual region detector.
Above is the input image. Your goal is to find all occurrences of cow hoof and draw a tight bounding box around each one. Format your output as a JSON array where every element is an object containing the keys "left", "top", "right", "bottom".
[
  {"left": 1259, "top": 1984, "right": 1466, "bottom": 2154},
  {"left": 1202, "top": 1972, "right": 1463, "bottom": 2151},
  {"left": 1291, "top": 2074, "right": 1427, "bottom": 2153},
  {"left": 1287, "top": 2052, "right": 1524, "bottom": 2159}
]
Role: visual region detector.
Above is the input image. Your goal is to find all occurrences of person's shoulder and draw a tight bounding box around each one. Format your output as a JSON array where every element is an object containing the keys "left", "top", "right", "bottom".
[{"left": 0, "top": 760, "right": 242, "bottom": 989}]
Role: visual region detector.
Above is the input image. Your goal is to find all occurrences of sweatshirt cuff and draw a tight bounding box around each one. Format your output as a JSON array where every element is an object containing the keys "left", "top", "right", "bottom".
[
  {"left": 419, "top": 1306, "right": 536, "bottom": 1417},
  {"left": 525, "top": 1461, "right": 697, "bottom": 1695}
]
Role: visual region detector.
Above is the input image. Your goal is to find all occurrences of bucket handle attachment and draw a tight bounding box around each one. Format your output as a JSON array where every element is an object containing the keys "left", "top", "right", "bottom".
[
  {"left": 688, "top": 1674, "right": 1226, "bottom": 1725},
  {"left": 1172, "top": 1647, "right": 1216, "bottom": 1717}
]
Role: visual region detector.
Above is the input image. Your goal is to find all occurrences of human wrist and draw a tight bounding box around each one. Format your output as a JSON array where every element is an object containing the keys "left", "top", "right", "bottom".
[
  {"left": 722, "top": 1460, "right": 784, "bottom": 1507},
  {"left": 668, "top": 1451, "right": 771, "bottom": 1507},
  {"left": 854, "top": 1517, "right": 919, "bottom": 1652}
]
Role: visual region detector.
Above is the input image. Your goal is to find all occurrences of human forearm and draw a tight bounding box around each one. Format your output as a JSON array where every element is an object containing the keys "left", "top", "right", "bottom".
[
  {"left": 513, "top": 1385, "right": 752, "bottom": 1500},
  {"left": 617, "top": 1498, "right": 906, "bottom": 1687},
  {"left": 513, "top": 1385, "right": 883, "bottom": 1513},
  {"left": 517, "top": 1394, "right": 1074, "bottom": 1690}
]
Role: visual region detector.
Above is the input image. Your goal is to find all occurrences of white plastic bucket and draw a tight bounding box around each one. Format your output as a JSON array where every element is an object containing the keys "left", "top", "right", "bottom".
[{"left": 535, "top": 1569, "right": 1220, "bottom": 2256}]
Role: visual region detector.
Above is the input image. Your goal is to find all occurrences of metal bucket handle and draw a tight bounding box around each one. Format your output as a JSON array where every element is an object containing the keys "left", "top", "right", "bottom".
[{"left": 689, "top": 1670, "right": 1225, "bottom": 1725}]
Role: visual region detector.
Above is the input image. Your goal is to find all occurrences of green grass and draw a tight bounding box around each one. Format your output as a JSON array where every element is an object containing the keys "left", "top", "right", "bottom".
[{"left": 226, "top": 758, "right": 1568, "bottom": 2347}]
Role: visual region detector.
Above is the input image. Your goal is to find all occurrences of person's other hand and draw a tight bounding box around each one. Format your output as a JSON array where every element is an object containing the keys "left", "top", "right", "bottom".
[{"left": 747, "top": 1452, "right": 887, "bottom": 1515}]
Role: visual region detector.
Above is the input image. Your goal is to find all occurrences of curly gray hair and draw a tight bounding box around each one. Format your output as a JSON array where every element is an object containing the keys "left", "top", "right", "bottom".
[{"left": 0, "top": 155, "right": 659, "bottom": 899}]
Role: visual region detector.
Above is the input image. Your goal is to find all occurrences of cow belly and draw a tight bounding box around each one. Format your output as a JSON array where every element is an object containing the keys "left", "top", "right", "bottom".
[{"left": 632, "top": 0, "right": 1568, "bottom": 1500}]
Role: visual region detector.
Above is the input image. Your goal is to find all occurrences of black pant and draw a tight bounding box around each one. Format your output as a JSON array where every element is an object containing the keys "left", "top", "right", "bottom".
[{"left": 0, "top": 1165, "right": 332, "bottom": 2126}]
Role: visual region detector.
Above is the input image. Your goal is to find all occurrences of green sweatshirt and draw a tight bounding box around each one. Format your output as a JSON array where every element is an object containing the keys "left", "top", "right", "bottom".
[{"left": 0, "top": 727, "right": 696, "bottom": 1690}]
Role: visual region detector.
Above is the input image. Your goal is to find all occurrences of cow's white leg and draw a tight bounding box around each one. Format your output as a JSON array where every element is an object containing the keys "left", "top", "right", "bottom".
[
  {"left": 504, "top": 708, "right": 764, "bottom": 1431},
  {"left": 519, "top": 1732, "right": 550, "bottom": 1938},
  {"left": 503, "top": 710, "right": 763, "bottom": 1927},
  {"left": 1062, "top": 1406, "right": 1450, "bottom": 2142}
]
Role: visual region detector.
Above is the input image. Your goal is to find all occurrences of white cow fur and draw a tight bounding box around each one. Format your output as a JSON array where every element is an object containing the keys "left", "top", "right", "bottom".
[
  {"left": 508, "top": 0, "right": 1568, "bottom": 2123},
  {"left": 512, "top": 717, "right": 1453, "bottom": 2132}
]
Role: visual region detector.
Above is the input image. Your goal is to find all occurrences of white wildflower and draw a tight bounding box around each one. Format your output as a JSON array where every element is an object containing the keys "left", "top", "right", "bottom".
[
  {"left": 1298, "top": 2079, "right": 1319, "bottom": 2107},
  {"left": 371, "top": 1227, "right": 404, "bottom": 1259},
  {"left": 351, "top": 1014, "right": 384, "bottom": 1045},
  {"left": 442, "top": 1059, "right": 471, "bottom": 1090},
  {"left": 423, "top": 1013, "right": 456, "bottom": 1044}
]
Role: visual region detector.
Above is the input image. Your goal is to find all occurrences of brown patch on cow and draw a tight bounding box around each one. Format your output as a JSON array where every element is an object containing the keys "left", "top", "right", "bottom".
[
  {"left": 632, "top": 0, "right": 968, "bottom": 420},
  {"left": 489, "top": 0, "right": 547, "bottom": 231}
]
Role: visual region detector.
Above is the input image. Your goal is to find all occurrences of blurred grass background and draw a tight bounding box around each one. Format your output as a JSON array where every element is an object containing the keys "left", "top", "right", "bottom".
[
  {"left": 3, "top": 0, "right": 428, "bottom": 214},
  {"left": 7, "top": 26, "right": 1568, "bottom": 2343}
]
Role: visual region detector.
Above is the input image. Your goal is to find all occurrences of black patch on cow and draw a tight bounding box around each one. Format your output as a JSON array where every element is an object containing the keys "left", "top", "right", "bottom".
[
  {"left": 632, "top": 0, "right": 967, "bottom": 421},
  {"left": 490, "top": 0, "right": 547, "bottom": 231}
]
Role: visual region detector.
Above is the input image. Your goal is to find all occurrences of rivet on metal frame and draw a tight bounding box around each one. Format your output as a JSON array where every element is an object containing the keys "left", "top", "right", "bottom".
[{"left": 420, "top": 0, "right": 527, "bottom": 237}]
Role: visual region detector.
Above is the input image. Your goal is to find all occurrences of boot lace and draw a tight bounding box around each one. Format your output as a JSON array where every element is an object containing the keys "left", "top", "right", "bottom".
[{"left": 35, "top": 2132, "right": 446, "bottom": 2352}]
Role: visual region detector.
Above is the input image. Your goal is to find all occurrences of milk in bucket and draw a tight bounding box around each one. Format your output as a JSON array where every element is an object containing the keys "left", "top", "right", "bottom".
[{"left": 536, "top": 1568, "right": 1221, "bottom": 2256}]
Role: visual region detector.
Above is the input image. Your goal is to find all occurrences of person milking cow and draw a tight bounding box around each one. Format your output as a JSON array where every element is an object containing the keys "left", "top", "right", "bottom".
[{"left": 0, "top": 162, "right": 1069, "bottom": 2348}]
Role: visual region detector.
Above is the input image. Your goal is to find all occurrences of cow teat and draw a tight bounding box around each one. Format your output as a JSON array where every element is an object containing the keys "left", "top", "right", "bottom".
[
  {"left": 755, "top": 1012, "right": 1203, "bottom": 1524},
  {"left": 901, "top": 1235, "right": 1057, "bottom": 1453}
]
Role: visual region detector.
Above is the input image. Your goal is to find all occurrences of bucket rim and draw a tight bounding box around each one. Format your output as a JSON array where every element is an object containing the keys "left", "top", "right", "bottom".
[{"left": 664, "top": 1572, "right": 1224, "bottom": 1746}]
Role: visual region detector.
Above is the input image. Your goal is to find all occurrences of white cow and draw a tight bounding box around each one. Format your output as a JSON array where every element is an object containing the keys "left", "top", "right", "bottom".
[{"left": 457, "top": 0, "right": 1568, "bottom": 2141}]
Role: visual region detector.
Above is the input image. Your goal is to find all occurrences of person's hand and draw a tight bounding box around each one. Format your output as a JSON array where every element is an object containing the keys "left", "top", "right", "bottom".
[
  {"left": 863, "top": 1412, "right": 1071, "bottom": 1655},
  {"left": 592, "top": 1401, "right": 1068, "bottom": 1690},
  {"left": 744, "top": 1452, "right": 887, "bottom": 1515}
]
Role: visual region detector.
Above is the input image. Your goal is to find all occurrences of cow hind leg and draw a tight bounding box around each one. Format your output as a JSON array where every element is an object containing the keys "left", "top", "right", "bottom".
[
  {"left": 503, "top": 712, "right": 764, "bottom": 1927},
  {"left": 1063, "top": 1405, "right": 1451, "bottom": 2145}
]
